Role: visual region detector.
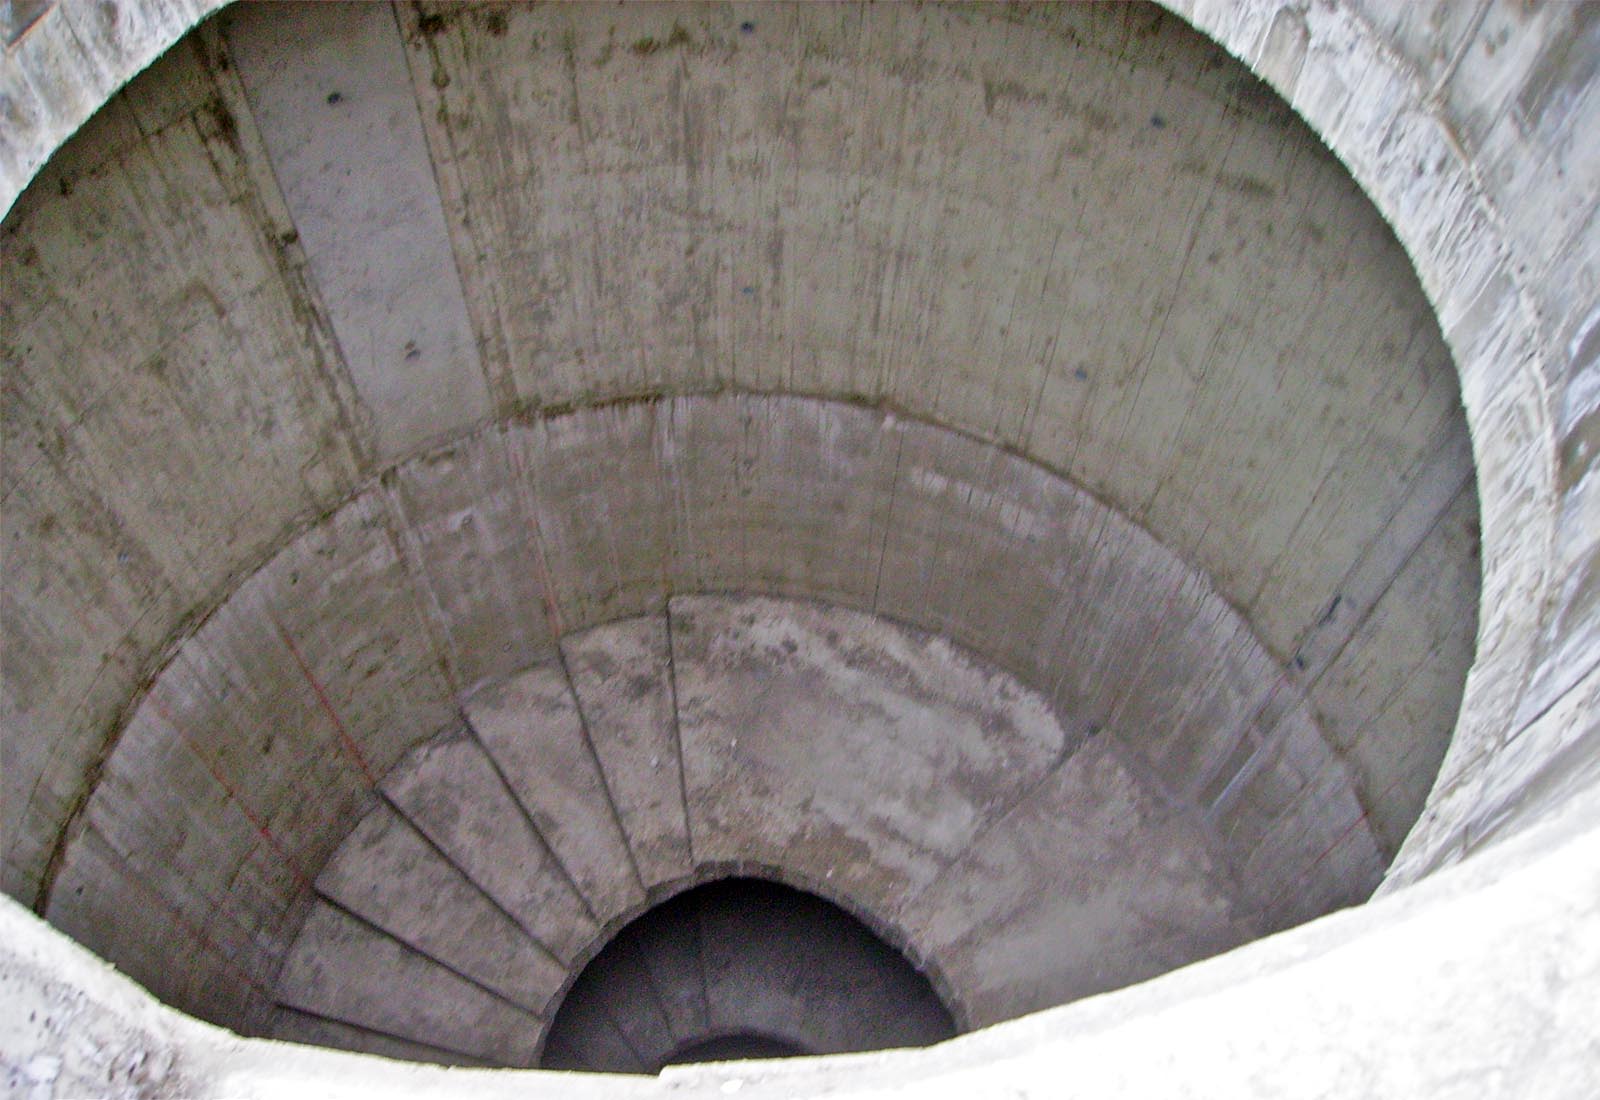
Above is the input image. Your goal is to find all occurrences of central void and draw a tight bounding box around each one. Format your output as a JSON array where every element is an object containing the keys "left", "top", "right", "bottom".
[{"left": 541, "top": 878, "right": 956, "bottom": 1073}]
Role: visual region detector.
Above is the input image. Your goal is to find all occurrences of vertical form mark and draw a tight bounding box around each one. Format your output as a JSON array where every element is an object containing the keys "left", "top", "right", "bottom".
[{"left": 663, "top": 601, "right": 699, "bottom": 867}]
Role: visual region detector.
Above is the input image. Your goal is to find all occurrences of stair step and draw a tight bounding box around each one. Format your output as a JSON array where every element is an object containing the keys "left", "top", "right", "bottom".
[
  {"left": 269, "top": 1006, "right": 492, "bottom": 1067},
  {"left": 315, "top": 799, "right": 566, "bottom": 1011},
  {"left": 466, "top": 663, "right": 644, "bottom": 919},
  {"left": 381, "top": 726, "right": 595, "bottom": 961},
  {"left": 275, "top": 902, "right": 540, "bottom": 1065},
  {"left": 562, "top": 616, "right": 694, "bottom": 887}
]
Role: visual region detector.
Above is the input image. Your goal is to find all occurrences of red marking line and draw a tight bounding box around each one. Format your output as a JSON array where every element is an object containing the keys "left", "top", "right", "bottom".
[
  {"left": 271, "top": 616, "right": 378, "bottom": 787},
  {"left": 97, "top": 820, "right": 278, "bottom": 999},
  {"left": 148, "top": 694, "right": 313, "bottom": 892},
  {"left": 1263, "top": 767, "right": 1416, "bottom": 917}
]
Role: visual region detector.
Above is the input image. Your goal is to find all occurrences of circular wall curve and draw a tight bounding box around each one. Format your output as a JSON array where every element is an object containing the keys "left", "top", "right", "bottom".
[
  {"left": 263, "top": 591, "right": 1332, "bottom": 1060},
  {"left": 5, "top": 0, "right": 1478, "bottom": 924},
  {"left": 1, "top": 3, "right": 1585, "bottom": 892},
  {"left": 44, "top": 392, "right": 1436, "bottom": 1038},
  {"left": 2, "top": 0, "right": 1596, "bottom": 1095}
]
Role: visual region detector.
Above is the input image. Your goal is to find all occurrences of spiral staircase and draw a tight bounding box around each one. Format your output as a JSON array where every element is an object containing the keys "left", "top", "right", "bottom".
[{"left": 14, "top": 1, "right": 1593, "bottom": 1094}]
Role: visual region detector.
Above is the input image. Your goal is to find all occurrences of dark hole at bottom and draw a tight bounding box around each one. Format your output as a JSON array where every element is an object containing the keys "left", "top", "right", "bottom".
[
  {"left": 662, "top": 1032, "right": 811, "bottom": 1067},
  {"left": 541, "top": 877, "right": 956, "bottom": 1074}
]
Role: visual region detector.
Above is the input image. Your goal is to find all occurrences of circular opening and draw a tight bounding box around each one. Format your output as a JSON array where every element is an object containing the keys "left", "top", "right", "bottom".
[{"left": 540, "top": 878, "right": 956, "bottom": 1073}]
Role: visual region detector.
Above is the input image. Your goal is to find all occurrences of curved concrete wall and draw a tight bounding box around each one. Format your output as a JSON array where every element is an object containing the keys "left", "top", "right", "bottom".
[
  {"left": 3, "top": 0, "right": 1474, "bottom": 918},
  {"left": 267, "top": 593, "right": 1316, "bottom": 1060},
  {"left": 41, "top": 396, "right": 1405, "bottom": 1035},
  {"left": 1, "top": 0, "right": 1596, "bottom": 1095},
  {"left": 1167, "top": 0, "right": 1598, "bottom": 885}
]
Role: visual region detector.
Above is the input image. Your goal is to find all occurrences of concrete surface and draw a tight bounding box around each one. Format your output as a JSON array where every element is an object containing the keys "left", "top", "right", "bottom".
[
  {"left": 262, "top": 595, "right": 1385, "bottom": 1058},
  {"left": 381, "top": 726, "right": 598, "bottom": 964},
  {"left": 561, "top": 618, "right": 695, "bottom": 887},
  {"left": 467, "top": 663, "right": 646, "bottom": 918},
  {"left": 3, "top": 779, "right": 1596, "bottom": 1097},
  {"left": 541, "top": 879, "right": 955, "bottom": 1073},
  {"left": 26, "top": 386, "right": 1414, "bottom": 1037},
  {"left": 273, "top": 901, "right": 541, "bottom": 1067},
  {"left": 312, "top": 798, "right": 564, "bottom": 1011},
  {"left": 4, "top": 3, "right": 1480, "bottom": 932},
  {"left": 1, "top": 0, "right": 1596, "bottom": 1095}
]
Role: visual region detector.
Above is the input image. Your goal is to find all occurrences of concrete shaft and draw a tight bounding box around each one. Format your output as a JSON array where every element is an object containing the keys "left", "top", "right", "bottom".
[{"left": 0, "top": 0, "right": 1596, "bottom": 1096}]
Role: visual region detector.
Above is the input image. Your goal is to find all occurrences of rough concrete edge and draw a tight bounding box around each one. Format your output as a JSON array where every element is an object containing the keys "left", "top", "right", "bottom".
[
  {"left": 0, "top": 882, "right": 225, "bottom": 1094},
  {"left": 0, "top": 0, "right": 215, "bottom": 212},
  {"left": 1165, "top": 0, "right": 1563, "bottom": 888}
]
